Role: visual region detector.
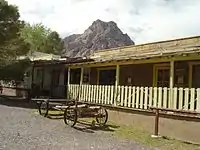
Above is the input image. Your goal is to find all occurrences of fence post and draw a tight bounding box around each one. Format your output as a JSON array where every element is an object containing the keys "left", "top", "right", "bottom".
[{"left": 151, "top": 109, "right": 161, "bottom": 138}]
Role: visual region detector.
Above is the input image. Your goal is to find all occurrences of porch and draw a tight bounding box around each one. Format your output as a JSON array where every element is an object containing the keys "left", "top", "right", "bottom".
[{"left": 67, "top": 58, "right": 200, "bottom": 112}]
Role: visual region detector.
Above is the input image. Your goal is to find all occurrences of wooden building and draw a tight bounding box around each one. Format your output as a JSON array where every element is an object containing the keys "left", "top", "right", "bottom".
[{"left": 66, "top": 36, "right": 200, "bottom": 112}]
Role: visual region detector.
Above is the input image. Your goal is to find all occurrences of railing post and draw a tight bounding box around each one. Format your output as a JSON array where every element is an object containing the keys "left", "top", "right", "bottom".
[
  {"left": 114, "top": 64, "right": 120, "bottom": 106},
  {"left": 67, "top": 68, "right": 70, "bottom": 99},
  {"left": 169, "top": 60, "right": 174, "bottom": 108},
  {"left": 79, "top": 68, "right": 84, "bottom": 101}
]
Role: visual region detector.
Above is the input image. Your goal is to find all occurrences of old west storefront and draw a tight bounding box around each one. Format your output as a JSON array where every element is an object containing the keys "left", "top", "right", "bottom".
[{"left": 67, "top": 36, "right": 200, "bottom": 112}]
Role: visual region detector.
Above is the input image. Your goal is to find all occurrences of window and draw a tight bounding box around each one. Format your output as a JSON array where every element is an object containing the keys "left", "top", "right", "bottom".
[
  {"left": 70, "top": 68, "right": 81, "bottom": 84},
  {"left": 83, "top": 68, "right": 90, "bottom": 84},
  {"left": 98, "top": 68, "right": 116, "bottom": 85},
  {"left": 154, "top": 64, "right": 170, "bottom": 87}
]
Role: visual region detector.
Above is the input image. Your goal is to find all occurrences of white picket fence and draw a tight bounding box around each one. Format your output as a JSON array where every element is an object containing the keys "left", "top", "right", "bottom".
[{"left": 68, "top": 84, "right": 200, "bottom": 112}]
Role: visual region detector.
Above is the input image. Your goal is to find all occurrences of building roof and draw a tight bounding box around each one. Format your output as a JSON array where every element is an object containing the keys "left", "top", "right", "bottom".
[
  {"left": 89, "top": 35, "right": 200, "bottom": 62},
  {"left": 18, "top": 51, "right": 61, "bottom": 61},
  {"left": 33, "top": 57, "right": 94, "bottom": 67}
]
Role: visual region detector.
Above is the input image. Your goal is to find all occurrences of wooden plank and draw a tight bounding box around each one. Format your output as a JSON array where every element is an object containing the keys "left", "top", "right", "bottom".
[
  {"left": 197, "top": 88, "right": 200, "bottom": 112},
  {"left": 107, "top": 85, "right": 111, "bottom": 105},
  {"left": 158, "top": 87, "right": 162, "bottom": 108},
  {"left": 128, "top": 86, "right": 132, "bottom": 107},
  {"left": 86, "top": 84, "right": 89, "bottom": 102},
  {"left": 149, "top": 87, "right": 153, "bottom": 108},
  {"left": 89, "top": 85, "right": 92, "bottom": 102},
  {"left": 173, "top": 87, "right": 177, "bottom": 109},
  {"left": 67, "top": 68, "right": 70, "bottom": 99},
  {"left": 131, "top": 87, "right": 136, "bottom": 108},
  {"left": 153, "top": 87, "right": 158, "bottom": 107},
  {"left": 168, "top": 88, "right": 171, "bottom": 108},
  {"left": 101, "top": 85, "right": 105, "bottom": 104},
  {"left": 83, "top": 85, "right": 86, "bottom": 101},
  {"left": 94, "top": 85, "right": 98, "bottom": 103},
  {"left": 144, "top": 87, "right": 148, "bottom": 109},
  {"left": 116, "top": 86, "right": 121, "bottom": 106},
  {"left": 179, "top": 88, "right": 183, "bottom": 109},
  {"left": 136, "top": 87, "right": 140, "bottom": 108},
  {"left": 120, "top": 86, "right": 124, "bottom": 106},
  {"left": 75, "top": 85, "right": 78, "bottom": 99},
  {"left": 110, "top": 85, "right": 114, "bottom": 105},
  {"left": 124, "top": 86, "right": 128, "bottom": 107},
  {"left": 190, "top": 88, "right": 195, "bottom": 111},
  {"left": 71, "top": 85, "right": 74, "bottom": 98},
  {"left": 96, "top": 85, "right": 99, "bottom": 103},
  {"left": 104, "top": 85, "right": 108, "bottom": 104},
  {"left": 91, "top": 85, "right": 94, "bottom": 103},
  {"left": 184, "top": 88, "right": 189, "bottom": 110},
  {"left": 99, "top": 85, "right": 103, "bottom": 104},
  {"left": 140, "top": 87, "right": 144, "bottom": 109}
]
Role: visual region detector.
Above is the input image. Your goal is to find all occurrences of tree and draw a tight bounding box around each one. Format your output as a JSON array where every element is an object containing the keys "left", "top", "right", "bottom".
[
  {"left": 20, "top": 23, "right": 64, "bottom": 55},
  {"left": 42, "top": 31, "right": 65, "bottom": 55},
  {"left": 0, "top": 59, "right": 31, "bottom": 81},
  {"left": 0, "top": 0, "right": 20, "bottom": 45},
  {"left": 20, "top": 23, "right": 50, "bottom": 52},
  {"left": 0, "top": 0, "right": 29, "bottom": 64}
]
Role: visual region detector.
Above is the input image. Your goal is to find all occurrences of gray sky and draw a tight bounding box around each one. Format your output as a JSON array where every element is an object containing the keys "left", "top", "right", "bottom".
[{"left": 7, "top": 0, "right": 200, "bottom": 44}]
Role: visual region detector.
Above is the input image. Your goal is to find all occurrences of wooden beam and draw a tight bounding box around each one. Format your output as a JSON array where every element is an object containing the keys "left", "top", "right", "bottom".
[
  {"left": 80, "top": 68, "right": 84, "bottom": 85},
  {"left": 115, "top": 64, "right": 120, "bottom": 87},
  {"left": 169, "top": 60, "right": 174, "bottom": 108},
  {"left": 67, "top": 68, "right": 71, "bottom": 99},
  {"left": 67, "top": 54, "right": 200, "bottom": 69},
  {"left": 114, "top": 64, "right": 120, "bottom": 106}
]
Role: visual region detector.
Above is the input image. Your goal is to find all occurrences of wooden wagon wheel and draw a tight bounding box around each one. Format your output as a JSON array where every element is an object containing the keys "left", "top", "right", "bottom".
[
  {"left": 39, "top": 101, "right": 49, "bottom": 117},
  {"left": 96, "top": 107, "right": 108, "bottom": 126},
  {"left": 64, "top": 106, "right": 77, "bottom": 127}
]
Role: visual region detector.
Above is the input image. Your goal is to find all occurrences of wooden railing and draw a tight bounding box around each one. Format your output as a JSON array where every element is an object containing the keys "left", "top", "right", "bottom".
[{"left": 68, "top": 84, "right": 200, "bottom": 112}]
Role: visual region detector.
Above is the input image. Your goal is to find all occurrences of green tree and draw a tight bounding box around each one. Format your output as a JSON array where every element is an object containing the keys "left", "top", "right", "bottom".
[
  {"left": 0, "top": 0, "right": 30, "bottom": 65},
  {"left": 0, "top": 59, "right": 31, "bottom": 81},
  {"left": 42, "top": 31, "right": 64, "bottom": 55},
  {"left": 20, "top": 23, "right": 51, "bottom": 52},
  {"left": 20, "top": 23, "right": 64, "bottom": 55}
]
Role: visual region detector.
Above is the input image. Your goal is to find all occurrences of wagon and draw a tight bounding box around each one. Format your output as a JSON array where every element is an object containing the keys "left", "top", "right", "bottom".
[
  {"left": 56, "top": 100, "right": 108, "bottom": 127},
  {"left": 32, "top": 98, "right": 108, "bottom": 127}
]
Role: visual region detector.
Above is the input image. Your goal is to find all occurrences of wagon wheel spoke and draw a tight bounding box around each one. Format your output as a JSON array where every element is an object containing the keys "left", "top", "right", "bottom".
[
  {"left": 64, "top": 107, "right": 77, "bottom": 127},
  {"left": 39, "top": 101, "right": 48, "bottom": 117},
  {"left": 96, "top": 107, "right": 108, "bottom": 126}
]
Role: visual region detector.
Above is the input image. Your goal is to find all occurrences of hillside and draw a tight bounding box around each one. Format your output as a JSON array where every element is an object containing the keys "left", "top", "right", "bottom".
[{"left": 63, "top": 19, "right": 134, "bottom": 57}]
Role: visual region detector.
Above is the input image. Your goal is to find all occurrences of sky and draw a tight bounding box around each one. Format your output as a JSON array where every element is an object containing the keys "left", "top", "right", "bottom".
[{"left": 7, "top": 0, "right": 200, "bottom": 44}]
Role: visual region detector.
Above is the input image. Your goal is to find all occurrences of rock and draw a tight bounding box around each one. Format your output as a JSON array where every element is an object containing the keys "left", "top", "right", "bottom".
[{"left": 63, "top": 19, "right": 134, "bottom": 57}]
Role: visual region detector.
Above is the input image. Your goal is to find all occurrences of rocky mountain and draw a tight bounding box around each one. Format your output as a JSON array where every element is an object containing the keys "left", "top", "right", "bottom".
[{"left": 63, "top": 19, "right": 134, "bottom": 57}]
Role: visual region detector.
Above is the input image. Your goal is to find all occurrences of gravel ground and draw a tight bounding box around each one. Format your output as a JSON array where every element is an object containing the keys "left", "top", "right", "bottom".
[{"left": 0, "top": 98, "right": 157, "bottom": 150}]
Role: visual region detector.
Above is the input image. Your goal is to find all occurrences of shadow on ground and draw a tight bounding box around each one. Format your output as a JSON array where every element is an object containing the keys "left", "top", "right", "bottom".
[
  {"left": 46, "top": 112, "right": 119, "bottom": 134},
  {"left": 0, "top": 94, "right": 38, "bottom": 109},
  {"left": 73, "top": 121, "right": 119, "bottom": 133}
]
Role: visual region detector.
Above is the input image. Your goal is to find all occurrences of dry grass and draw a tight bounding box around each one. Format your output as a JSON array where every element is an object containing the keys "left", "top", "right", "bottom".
[{"left": 34, "top": 110, "right": 200, "bottom": 150}]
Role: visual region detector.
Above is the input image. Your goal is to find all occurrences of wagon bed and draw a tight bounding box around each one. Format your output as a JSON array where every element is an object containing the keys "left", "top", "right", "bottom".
[{"left": 31, "top": 98, "right": 108, "bottom": 127}]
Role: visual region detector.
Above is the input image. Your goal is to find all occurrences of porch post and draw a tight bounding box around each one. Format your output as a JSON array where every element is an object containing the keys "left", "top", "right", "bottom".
[
  {"left": 80, "top": 68, "right": 84, "bottom": 85},
  {"left": 67, "top": 67, "right": 70, "bottom": 99},
  {"left": 169, "top": 60, "right": 174, "bottom": 108},
  {"left": 79, "top": 68, "right": 84, "bottom": 100},
  {"left": 114, "top": 64, "right": 120, "bottom": 106}
]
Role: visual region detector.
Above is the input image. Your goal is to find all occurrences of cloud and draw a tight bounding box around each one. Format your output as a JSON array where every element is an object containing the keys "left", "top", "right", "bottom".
[{"left": 7, "top": 0, "right": 200, "bottom": 44}]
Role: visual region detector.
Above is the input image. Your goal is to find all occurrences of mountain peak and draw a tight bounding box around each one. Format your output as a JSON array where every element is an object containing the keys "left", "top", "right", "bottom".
[{"left": 63, "top": 19, "right": 135, "bottom": 57}]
